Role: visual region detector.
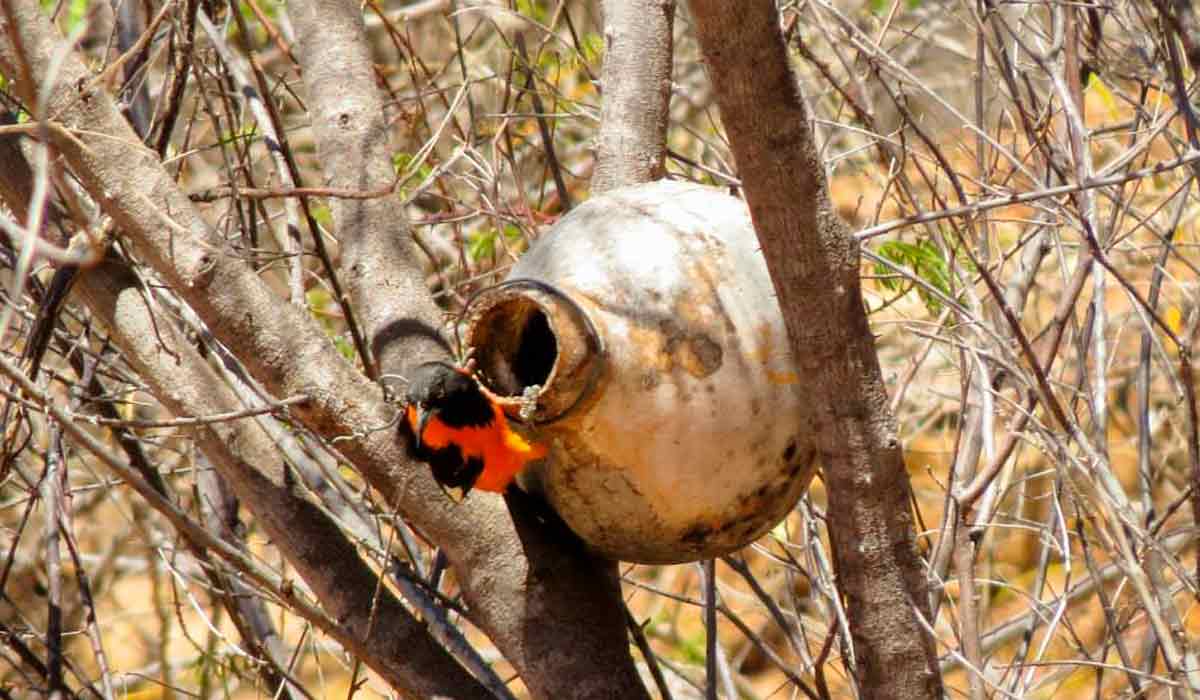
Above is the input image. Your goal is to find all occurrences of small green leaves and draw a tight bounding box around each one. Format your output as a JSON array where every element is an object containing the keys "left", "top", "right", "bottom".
[
  {"left": 467, "top": 224, "right": 524, "bottom": 262},
  {"left": 392, "top": 152, "right": 435, "bottom": 198},
  {"left": 873, "top": 238, "right": 962, "bottom": 314}
]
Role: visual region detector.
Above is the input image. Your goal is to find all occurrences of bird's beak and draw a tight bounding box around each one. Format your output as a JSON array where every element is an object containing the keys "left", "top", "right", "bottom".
[{"left": 413, "top": 405, "right": 432, "bottom": 449}]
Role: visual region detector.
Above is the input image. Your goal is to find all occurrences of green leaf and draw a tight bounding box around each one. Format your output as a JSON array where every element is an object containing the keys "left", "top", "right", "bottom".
[
  {"left": 392, "top": 152, "right": 435, "bottom": 197},
  {"left": 67, "top": 0, "right": 88, "bottom": 33},
  {"left": 306, "top": 287, "right": 333, "bottom": 314},
  {"left": 466, "top": 224, "right": 524, "bottom": 262},
  {"left": 334, "top": 335, "right": 355, "bottom": 361},
  {"left": 578, "top": 32, "right": 604, "bottom": 65},
  {"left": 40, "top": 0, "right": 88, "bottom": 33},
  {"left": 467, "top": 229, "right": 498, "bottom": 262},
  {"left": 873, "top": 238, "right": 963, "bottom": 314},
  {"left": 515, "top": 0, "right": 551, "bottom": 23},
  {"left": 309, "top": 203, "right": 333, "bottom": 229},
  {"left": 1087, "top": 71, "right": 1119, "bottom": 121}
]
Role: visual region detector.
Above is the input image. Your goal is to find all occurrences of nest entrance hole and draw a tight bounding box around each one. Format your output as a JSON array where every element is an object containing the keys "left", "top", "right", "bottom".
[{"left": 471, "top": 298, "right": 557, "bottom": 397}]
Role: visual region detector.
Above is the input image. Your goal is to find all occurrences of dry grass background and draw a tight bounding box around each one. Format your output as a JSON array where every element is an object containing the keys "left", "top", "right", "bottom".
[{"left": 2, "top": 0, "right": 1199, "bottom": 698}]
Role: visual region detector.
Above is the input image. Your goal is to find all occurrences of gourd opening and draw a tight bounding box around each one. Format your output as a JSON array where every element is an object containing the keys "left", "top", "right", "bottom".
[
  {"left": 463, "top": 280, "right": 602, "bottom": 424},
  {"left": 470, "top": 298, "right": 557, "bottom": 397}
]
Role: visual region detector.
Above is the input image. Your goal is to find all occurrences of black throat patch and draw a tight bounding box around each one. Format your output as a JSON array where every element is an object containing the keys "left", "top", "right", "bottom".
[{"left": 405, "top": 361, "right": 495, "bottom": 429}]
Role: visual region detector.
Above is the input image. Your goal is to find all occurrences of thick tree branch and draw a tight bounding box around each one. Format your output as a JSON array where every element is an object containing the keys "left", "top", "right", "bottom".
[
  {"left": 0, "top": 1, "right": 647, "bottom": 696},
  {"left": 284, "top": 1, "right": 647, "bottom": 697},
  {"left": 73, "top": 258, "right": 488, "bottom": 698},
  {"left": 592, "top": 0, "right": 674, "bottom": 193},
  {"left": 287, "top": 0, "right": 445, "bottom": 378},
  {"left": 687, "top": 2, "right": 943, "bottom": 698}
]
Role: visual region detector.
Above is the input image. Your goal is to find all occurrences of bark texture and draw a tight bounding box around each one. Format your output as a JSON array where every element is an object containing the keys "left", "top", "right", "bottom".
[
  {"left": 73, "top": 260, "right": 486, "bottom": 698},
  {"left": 288, "top": 0, "right": 446, "bottom": 377},
  {"left": 283, "top": 0, "right": 649, "bottom": 696},
  {"left": 0, "top": 1, "right": 648, "bottom": 697},
  {"left": 592, "top": 0, "right": 674, "bottom": 193},
  {"left": 687, "top": 2, "right": 944, "bottom": 698}
]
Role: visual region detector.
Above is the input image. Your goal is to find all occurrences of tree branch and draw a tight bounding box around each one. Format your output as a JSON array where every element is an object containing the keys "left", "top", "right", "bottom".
[
  {"left": 592, "top": 0, "right": 674, "bottom": 193},
  {"left": 283, "top": 1, "right": 648, "bottom": 696},
  {"left": 286, "top": 0, "right": 446, "bottom": 379},
  {"left": 73, "top": 257, "right": 488, "bottom": 698},
  {"left": 686, "top": 1, "right": 943, "bottom": 697}
]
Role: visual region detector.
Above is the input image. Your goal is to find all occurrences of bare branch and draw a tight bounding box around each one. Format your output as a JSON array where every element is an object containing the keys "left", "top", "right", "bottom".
[
  {"left": 591, "top": 0, "right": 674, "bottom": 193},
  {"left": 71, "top": 258, "right": 489, "bottom": 697},
  {"left": 687, "top": 1, "right": 943, "bottom": 697},
  {"left": 287, "top": 0, "right": 447, "bottom": 380}
]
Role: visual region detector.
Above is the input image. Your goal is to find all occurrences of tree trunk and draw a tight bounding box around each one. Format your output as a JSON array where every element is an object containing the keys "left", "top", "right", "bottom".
[
  {"left": 592, "top": 0, "right": 674, "bottom": 193},
  {"left": 688, "top": 2, "right": 944, "bottom": 698}
]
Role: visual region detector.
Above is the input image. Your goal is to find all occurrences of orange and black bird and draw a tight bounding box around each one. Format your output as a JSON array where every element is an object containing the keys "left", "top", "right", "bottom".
[{"left": 404, "top": 361, "right": 547, "bottom": 497}]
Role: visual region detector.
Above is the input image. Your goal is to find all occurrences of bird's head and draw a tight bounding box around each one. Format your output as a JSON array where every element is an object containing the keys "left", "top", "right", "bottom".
[{"left": 403, "top": 361, "right": 494, "bottom": 448}]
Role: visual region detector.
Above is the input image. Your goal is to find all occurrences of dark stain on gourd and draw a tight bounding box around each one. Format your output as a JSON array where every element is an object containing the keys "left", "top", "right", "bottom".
[{"left": 587, "top": 297, "right": 726, "bottom": 387}]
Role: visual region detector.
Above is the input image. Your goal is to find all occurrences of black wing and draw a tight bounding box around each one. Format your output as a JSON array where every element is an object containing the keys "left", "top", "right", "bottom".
[{"left": 402, "top": 423, "right": 484, "bottom": 496}]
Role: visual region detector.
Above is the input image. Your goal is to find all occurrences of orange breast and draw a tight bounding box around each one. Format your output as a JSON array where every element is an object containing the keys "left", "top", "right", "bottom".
[{"left": 409, "top": 404, "right": 547, "bottom": 492}]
